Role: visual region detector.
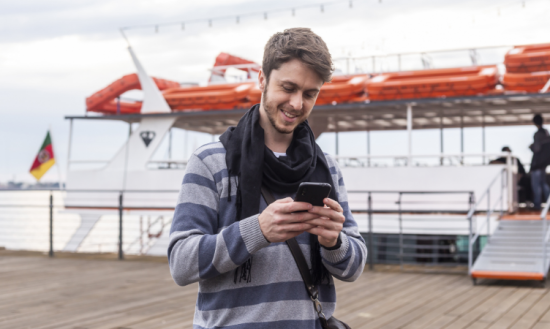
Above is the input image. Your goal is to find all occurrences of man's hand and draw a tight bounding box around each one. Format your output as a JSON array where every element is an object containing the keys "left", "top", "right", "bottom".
[
  {"left": 305, "top": 198, "right": 345, "bottom": 248},
  {"left": 258, "top": 197, "right": 321, "bottom": 243}
]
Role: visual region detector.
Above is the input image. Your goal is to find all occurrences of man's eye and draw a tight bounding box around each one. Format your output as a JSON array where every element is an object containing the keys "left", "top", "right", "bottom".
[
  {"left": 305, "top": 93, "right": 316, "bottom": 99},
  {"left": 283, "top": 87, "right": 293, "bottom": 92}
]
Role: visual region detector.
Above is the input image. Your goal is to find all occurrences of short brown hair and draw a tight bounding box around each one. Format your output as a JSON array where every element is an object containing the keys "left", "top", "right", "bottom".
[{"left": 262, "top": 27, "right": 333, "bottom": 83}]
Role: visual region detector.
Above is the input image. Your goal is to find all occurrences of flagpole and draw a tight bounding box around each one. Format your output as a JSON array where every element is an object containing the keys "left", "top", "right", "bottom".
[{"left": 49, "top": 126, "right": 64, "bottom": 190}]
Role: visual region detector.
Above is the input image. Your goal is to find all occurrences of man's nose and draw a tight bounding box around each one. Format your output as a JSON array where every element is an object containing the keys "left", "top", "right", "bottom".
[{"left": 289, "top": 92, "right": 303, "bottom": 111}]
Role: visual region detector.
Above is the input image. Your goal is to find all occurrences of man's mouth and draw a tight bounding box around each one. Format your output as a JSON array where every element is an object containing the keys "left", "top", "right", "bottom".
[{"left": 283, "top": 111, "right": 297, "bottom": 119}]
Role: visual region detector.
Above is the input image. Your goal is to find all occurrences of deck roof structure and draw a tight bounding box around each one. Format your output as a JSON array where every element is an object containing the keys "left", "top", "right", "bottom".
[{"left": 67, "top": 92, "right": 550, "bottom": 137}]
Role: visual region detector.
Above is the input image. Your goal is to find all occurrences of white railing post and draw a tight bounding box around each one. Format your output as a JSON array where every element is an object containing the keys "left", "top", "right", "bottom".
[
  {"left": 506, "top": 152, "right": 513, "bottom": 213},
  {"left": 541, "top": 194, "right": 550, "bottom": 275}
]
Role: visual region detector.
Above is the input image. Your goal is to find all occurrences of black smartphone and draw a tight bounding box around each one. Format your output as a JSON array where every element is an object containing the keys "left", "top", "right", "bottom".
[{"left": 294, "top": 182, "right": 332, "bottom": 207}]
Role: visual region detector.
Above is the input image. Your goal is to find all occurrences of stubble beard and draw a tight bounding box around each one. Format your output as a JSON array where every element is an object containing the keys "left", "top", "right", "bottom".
[{"left": 262, "top": 85, "right": 301, "bottom": 135}]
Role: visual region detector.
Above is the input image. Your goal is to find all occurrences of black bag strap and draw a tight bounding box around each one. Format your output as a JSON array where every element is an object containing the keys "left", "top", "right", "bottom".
[{"left": 260, "top": 186, "right": 327, "bottom": 323}]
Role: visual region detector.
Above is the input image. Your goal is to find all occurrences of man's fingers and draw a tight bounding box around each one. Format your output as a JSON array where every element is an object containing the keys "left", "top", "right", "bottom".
[
  {"left": 308, "top": 206, "right": 345, "bottom": 223},
  {"left": 274, "top": 197, "right": 294, "bottom": 204},
  {"left": 280, "top": 223, "right": 315, "bottom": 232},
  {"left": 279, "top": 201, "right": 313, "bottom": 214},
  {"left": 275, "top": 212, "right": 320, "bottom": 224},
  {"left": 304, "top": 217, "right": 342, "bottom": 231},
  {"left": 306, "top": 226, "right": 340, "bottom": 241},
  {"left": 323, "top": 198, "right": 343, "bottom": 212}
]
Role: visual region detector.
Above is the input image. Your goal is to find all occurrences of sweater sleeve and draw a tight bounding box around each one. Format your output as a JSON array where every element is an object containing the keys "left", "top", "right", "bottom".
[
  {"left": 168, "top": 153, "right": 270, "bottom": 286},
  {"left": 320, "top": 155, "right": 367, "bottom": 282}
]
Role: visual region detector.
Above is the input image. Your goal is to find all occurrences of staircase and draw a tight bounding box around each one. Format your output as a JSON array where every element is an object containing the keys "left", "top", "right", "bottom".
[{"left": 470, "top": 218, "right": 550, "bottom": 281}]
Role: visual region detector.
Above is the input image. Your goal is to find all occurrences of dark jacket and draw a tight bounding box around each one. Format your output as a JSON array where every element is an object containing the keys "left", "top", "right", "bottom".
[
  {"left": 530, "top": 128, "right": 550, "bottom": 171},
  {"left": 493, "top": 156, "right": 526, "bottom": 175}
]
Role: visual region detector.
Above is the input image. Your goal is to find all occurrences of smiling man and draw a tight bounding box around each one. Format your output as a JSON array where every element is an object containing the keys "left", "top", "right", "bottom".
[{"left": 168, "top": 28, "right": 366, "bottom": 329}]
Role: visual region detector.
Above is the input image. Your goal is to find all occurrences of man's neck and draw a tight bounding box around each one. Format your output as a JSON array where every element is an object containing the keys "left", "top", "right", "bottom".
[{"left": 259, "top": 105, "right": 293, "bottom": 153}]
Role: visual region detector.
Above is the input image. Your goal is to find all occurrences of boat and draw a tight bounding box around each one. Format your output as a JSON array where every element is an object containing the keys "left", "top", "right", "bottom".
[
  {"left": 504, "top": 43, "right": 550, "bottom": 73},
  {"left": 502, "top": 70, "right": 550, "bottom": 92},
  {"left": 365, "top": 66, "right": 499, "bottom": 101},
  {"left": 4, "top": 43, "right": 550, "bottom": 284}
]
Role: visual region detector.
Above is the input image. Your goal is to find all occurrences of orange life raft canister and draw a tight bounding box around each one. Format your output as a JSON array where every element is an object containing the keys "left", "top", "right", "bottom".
[
  {"left": 502, "top": 71, "right": 550, "bottom": 92},
  {"left": 86, "top": 73, "right": 180, "bottom": 114},
  {"left": 163, "top": 83, "right": 254, "bottom": 111},
  {"left": 505, "top": 43, "right": 550, "bottom": 73},
  {"left": 365, "top": 66, "right": 499, "bottom": 101}
]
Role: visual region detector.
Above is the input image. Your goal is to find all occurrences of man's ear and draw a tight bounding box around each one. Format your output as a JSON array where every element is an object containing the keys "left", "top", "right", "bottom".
[{"left": 258, "top": 69, "right": 267, "bottom": 92}]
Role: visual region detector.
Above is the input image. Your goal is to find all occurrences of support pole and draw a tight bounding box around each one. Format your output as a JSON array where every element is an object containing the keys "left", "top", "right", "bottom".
[
  {"left": 66, "top": 119, "right": 73, "bottom": 179},
  {"left": 407, "top": 104, "right": 413, "bottom": 166},
  {"left": 168, "top": 128, "right": 172, "bottom": 160},
  {"left": 468, "top": 192, "right": 474, "bottom": 274},
  {"left": 367, "top": 129, "right": 371, "bottom": 167},
  {"left": 397, "top": 54, "right": 401, "bottom": 71},
  {"left": 335, "top": 131, "right": 339, "bottom": 157},
  {"left": 118, "top": 192, "right": 124, "bottom": 260},
  {"left": 460, "top": 115, "right": 464, "bottom": 165},
  {"left": 49, "top": 191, "right": 53, "bottom": 257},
  {"left": 482, "top": 115, "right": 486, "bottom": 165},
  {"left": 184, "top": 130, "right": 188, "bottom": 161},
  {"left": 398, "top": 192, "right": 403, "bottom": 270},
  {"left": 368, "top": 192, "right": 374, "bottom": 270},
  {"left": 440, "top": 110, "right": 444, "bottom": 166}
]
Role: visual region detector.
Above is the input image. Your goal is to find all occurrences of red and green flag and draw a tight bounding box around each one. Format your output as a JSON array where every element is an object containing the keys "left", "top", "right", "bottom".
[{"left": 30, "top": 131, "right": 56, "bottom": 181}]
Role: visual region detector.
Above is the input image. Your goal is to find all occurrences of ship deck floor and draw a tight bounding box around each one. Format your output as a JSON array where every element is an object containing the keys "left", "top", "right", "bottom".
[{"left": 2, "top": 254, "right": 550, "bottom": 329}]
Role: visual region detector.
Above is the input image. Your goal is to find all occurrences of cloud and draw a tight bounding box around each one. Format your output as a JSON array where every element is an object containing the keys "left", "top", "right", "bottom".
[{"left": 1, "top": 0, "right": 549, "bottom": 182}]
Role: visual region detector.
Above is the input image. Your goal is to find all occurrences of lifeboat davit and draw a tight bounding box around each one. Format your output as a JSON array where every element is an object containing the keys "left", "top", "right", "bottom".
[
  {"left": 366, "top": 66, "right": 499, "bottom": 101},
  {"left": 85, "top": 73, "right": 180, "bottom": 114},
  {"left": 504, "top": 43, "right": 550, "bottom": 73}
]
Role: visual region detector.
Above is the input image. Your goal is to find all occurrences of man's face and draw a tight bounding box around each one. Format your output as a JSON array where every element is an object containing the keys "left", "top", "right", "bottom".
[{"left": 259, "top": 58, "right": 324, "bottom": 134}]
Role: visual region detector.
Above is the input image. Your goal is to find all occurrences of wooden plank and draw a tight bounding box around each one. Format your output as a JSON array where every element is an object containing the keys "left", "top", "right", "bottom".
[
  {"left": 487, "top": 290, "right": 545, "bottom": 329},
  {"left": 442, "top": 287, "right": 516, "bottom": 329},
  {"left": 510, "top": 290, "right": 550, "bottom": 329},
  {"left": 3, "top": 255, "right": 550, "bottom": 329}
]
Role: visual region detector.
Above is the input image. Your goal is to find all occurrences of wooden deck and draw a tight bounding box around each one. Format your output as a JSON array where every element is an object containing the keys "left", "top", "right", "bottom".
[{"left": 2, "top": 254, "right": 550, "bottom": 329}]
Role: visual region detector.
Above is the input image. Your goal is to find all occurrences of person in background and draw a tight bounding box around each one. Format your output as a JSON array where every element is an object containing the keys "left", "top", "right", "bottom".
[
  {"left": 490, "top": 146, "right": 526, "bottom": 175},
  {"left": 529, "top": 114, "right": 550, "bottom": 210},
  {"left": 490, "top": 146, "right": 529, "bottom": 204}
]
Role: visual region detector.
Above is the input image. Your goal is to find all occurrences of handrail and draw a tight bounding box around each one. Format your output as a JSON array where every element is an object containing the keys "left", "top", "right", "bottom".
[
  {"left": 335, "top": 152, "right": 515, "bottom": 160},
  {"left": 351, "top": 190, "right": 475, "bottom": 270},
  {"left": 541, "top": 194, "right": 550, "bottom": 276},
  {"left": 468, "top": 168, "right": 508, "bottom": 274}
]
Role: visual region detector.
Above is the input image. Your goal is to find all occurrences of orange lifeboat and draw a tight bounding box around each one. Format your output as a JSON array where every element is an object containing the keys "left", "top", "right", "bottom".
[
  {"left": 86, "top": 73, "right": 180, "bottom": 114},
  {"left": 315, "top": 74, "right": 368, "bottom": 105},
  {"left": 504, "top": 43, "right": 550, "bottom": 73},
  {"left": 365, "top": 66, "right": 499, "bottom": 101},
  {"left": 164, "top": 83, "right": 254, "bottom": 111},
  {"left": 502, "top": 71, "right": 550, "bottom": 92}
]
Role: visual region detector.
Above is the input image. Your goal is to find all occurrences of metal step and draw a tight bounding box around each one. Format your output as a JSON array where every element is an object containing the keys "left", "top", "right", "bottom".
[{"left": 471, "top": 219, "right": 550, "bottom": 280}]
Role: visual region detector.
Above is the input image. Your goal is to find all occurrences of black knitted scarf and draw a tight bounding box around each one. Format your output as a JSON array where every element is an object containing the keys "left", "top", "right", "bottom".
[{"left": 219, "top": 104, "right": 338, "bottom": 285}]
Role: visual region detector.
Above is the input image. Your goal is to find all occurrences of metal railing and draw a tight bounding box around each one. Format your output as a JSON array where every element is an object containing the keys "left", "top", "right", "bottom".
[
  {"left": 332, "top": 45, "right": 512, "bottom": 74},
  {"left": 349, "top": 190, "right": 476, "bottom": 271},
  {"left": 541, "top": 194, "right": 550, "bottom": 275},
  {"left": 0, "top": 188, "right": 178, "bottom": 259},
  {"left": 336, "top": 152, "right": 516, "bottom": 213},
  {"left": 467, "top": 168, "right": 508, "bottom": 274}
]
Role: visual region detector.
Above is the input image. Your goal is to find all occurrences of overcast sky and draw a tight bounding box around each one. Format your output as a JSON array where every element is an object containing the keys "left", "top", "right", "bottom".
[{"left": 1, "top": 0, "right": 549, "bottom": 183}]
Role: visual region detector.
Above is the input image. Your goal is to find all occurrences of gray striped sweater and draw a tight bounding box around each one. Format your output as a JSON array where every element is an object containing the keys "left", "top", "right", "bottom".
[{"left": 168, "top": 141, "right": 367, "bottom": 329}]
